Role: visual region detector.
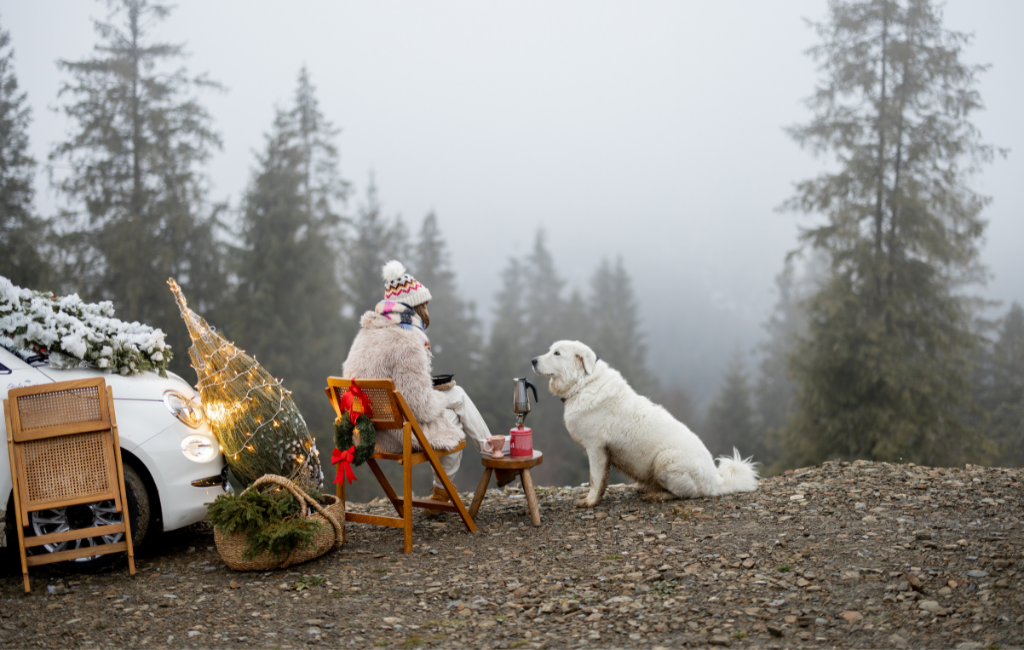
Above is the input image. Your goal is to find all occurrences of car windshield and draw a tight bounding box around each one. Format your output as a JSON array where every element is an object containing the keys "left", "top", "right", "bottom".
[{"left": 0, "top": 341, "right": 48, "bottom": 366}]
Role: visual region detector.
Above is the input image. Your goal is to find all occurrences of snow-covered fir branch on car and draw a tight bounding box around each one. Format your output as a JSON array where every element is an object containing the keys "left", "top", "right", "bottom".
[{"left": 0, "top": 275, "right": 172, "bottom": 377}]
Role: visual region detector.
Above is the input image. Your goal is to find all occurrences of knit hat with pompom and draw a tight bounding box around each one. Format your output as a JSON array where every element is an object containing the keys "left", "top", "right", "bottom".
[{"left": 381, "top": 260, "right": 432, "bottom": 307}]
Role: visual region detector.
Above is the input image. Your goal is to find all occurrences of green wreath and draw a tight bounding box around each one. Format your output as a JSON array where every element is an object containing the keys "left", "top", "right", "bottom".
[{"left": 333, "top": 412, "right": 377, "bottom": 466}]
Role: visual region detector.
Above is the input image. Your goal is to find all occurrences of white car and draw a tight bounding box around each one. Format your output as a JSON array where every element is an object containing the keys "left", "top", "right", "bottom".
[{"left": 1, "top": 345, "right": 226, "bottom": 571}]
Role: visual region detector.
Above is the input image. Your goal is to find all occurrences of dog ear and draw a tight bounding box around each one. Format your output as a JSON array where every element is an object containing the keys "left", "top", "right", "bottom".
[{"left": 575, "top": 346, "right": 597, "bottom": 374}]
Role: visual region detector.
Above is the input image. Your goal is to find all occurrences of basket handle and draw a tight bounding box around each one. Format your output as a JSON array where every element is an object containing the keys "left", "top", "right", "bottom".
[{"left": 243, "top": 475, "right": 344, "bottom": 551}]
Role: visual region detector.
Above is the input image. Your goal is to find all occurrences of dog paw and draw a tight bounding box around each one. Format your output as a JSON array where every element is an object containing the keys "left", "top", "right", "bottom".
[{"left": 575, "top": 498, "right": 596, "bottom": 508}]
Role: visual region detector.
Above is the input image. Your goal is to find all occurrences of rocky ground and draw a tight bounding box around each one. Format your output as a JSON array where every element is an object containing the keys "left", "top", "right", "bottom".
[{"left": 1, "top": 459, "right": 1022, "bottom": 649}]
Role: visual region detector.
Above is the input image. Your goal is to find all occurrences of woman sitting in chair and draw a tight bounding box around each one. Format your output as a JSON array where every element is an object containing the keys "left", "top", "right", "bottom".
[{"left": 341, "top": 260, "right": 493, "bottom": 505}]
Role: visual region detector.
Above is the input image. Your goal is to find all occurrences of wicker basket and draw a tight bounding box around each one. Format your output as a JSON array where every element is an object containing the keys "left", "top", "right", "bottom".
[{"left": 214, "top": 475, "right": 344, "bottom": 571}]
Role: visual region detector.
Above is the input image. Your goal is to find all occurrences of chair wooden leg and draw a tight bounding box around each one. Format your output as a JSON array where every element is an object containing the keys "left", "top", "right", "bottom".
[
  {"left": 428, "top": 454, "right": 477, "bottom": 533},
  {"left": 18, "top": 518, "right": 29, "bottom": 593},
  {"left": 402, "top": 425, "right": 413, "bottom": 554},
  {"left": 337, "top": 468, "right": 347, "bottom": 544},
  {"left": 521, "top": 468, "right": 541, "bottom": 527},
  {"left": 469, "top": 467, "right": 493, "bottom": 519},
  {"left": 6, "top": 403, "right": 30, "bottom": 593},
  {"left": 336, "top": 460, "right": 344, "bottom": 500},
  {"left": 394, "top": 393, "right": 476, "bottom": 533},
  {"left": 108, "top": 389, "right": 135, "bottom": 576}
]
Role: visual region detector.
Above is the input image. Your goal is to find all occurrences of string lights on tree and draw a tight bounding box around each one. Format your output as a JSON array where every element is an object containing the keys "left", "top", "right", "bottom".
[{"left": 168, "top": 278, "right": 323, "bottom": 490}]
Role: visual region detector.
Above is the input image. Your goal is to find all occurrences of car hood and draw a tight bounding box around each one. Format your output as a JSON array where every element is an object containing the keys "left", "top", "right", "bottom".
[{"left": 36, "top": 366, "right": 200, "bottom": 402}]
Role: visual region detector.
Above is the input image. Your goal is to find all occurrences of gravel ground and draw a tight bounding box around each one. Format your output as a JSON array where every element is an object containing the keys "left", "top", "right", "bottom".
[{"left": 1, "top": 459, "right": 1022, "bottom": 649}]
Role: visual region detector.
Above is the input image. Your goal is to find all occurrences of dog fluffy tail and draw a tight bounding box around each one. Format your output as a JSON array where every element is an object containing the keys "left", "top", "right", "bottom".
[{"left": 714, "top": 448, "right": 759, "bottom": 495}]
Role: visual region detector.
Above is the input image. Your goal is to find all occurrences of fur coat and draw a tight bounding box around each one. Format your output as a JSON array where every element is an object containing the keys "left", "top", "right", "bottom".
[{"left": 341, "top": 311, "right": 464, "bottom": 453}]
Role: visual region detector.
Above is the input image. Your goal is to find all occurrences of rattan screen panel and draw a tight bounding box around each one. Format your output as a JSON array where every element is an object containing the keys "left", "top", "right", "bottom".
[
  {"left": 20, "top": 432, "right": 114, "bottom": 505},
  {"left": 331, "top": 385, "right": 403, "bottom": 429},
  {"left": 15, "top": 386, "right": 103, "bottom": 431},
  {"left": 362, "top": 388, "right": 402, "bottom": 427}
]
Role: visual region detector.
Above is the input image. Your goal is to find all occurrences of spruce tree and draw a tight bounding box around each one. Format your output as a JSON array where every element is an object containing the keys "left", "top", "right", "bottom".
[
  {"left": 412, "top": 212, "right": 482, "bottom": 385},
  {"left": 587, "top": 257, "right": 651, "bottom": 394},
  {"left": 779, "top": 0, "right": 998, "bottom": 467},
  {"left": 754, "top": 260, "right": 806, "bottom": 469},
  {"left": 50, "top": 0, "right": 224, "bottom": 373},
  {"left": 291, "top": 67, "right": 348, "bottom": 222},
  {"left": 479, "top": 258, "right": 528, "bottom": 432},
  {"left": 170, "top": 280, "right": 323, "bottom": 490},
  {"left": 703, "top": 354, "right": 758, "bottom": 459},
  {"left": 229, "top": 68, "right": 347, "bottom": 460},
  {"left": 344, "top": 176, "right": 407, "bottom": 333},
  {"left": 977, "top": 303, "right": 1024, "bottom": 465},
  {"left": 522, "top": 231, "right": 567, "bottom": 357},
  {"left": 0, "top": 17, "right": 49, "bottom": 288}
]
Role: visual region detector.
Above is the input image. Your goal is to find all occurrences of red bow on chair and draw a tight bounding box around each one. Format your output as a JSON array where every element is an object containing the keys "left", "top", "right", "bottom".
[
  {"left": 332, "top": 446, "right": 357, "bottom": 484},
  {"left": 340, "top": 386, "right": 373, "bottom": 424}
]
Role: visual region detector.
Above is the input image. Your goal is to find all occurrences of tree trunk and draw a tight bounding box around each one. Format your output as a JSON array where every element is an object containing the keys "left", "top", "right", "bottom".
[
  {"left": 873, "top": 6, "right": 889, "bottom": 305},
  {"left": 886, "top": 20, "right": 914, "bottom": 335},
  {"left": 129, "top": 2, "right": 142, "bottom": 219}
]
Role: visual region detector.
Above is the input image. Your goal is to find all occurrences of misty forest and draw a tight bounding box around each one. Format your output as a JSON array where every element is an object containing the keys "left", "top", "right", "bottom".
[{"left": 1, "top": 0, "right": 1022, "bottom": 501}]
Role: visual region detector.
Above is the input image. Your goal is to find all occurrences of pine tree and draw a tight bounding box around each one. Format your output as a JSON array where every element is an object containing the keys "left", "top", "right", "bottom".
[
  {"left": 977, "top": 303, "right": 1024, "bottom": 465},
  {"left": 754, "top": 260, "right": 806, "bottom": 469},
  {"left": 291, "top": 67, "right": 348, "bottom": 223},
  {"left": 49, "top": 0, "right": 224, "bottom": 373},
  {"left": 412, "top": 212, "right": 482, "bottom": 386},
  {"left": 0, "top": 17, "right": 49, "bottom": 288},
  {"left": 229, "top": 68, "right": 347, "bottom": 465},
  {"left": 779, "top": 0, "right": 999, "bottom": 468},
  {"left": 587, "top": 257, "right": 651, "bottom": 394},
  {"left": 344, "top": 175, "right": 407, "bottom": 333},
  {"left": 479, "top": 258, "right": 528, "bottom": 433},
  {"left": 703, "top": 354, "right": 757, "bottom": 459},
  {"left": 522, "top": 231, "right": 567, "bottom": 358},
  {"left": 170, "top": 280, "right": 322, "bottom": 490}
]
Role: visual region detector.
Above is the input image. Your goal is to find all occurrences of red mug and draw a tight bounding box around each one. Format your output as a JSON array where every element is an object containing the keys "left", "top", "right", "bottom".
[{"left": 509, "top": 427, "right": 533, "bottom": 457}]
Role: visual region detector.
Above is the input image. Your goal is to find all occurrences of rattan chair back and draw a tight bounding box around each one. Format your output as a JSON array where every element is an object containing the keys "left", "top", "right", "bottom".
[
  {"left": 326, "top": 378, "right": 404, "bottom": 429},
  {"left": 9, "top": 381, "right": 120, "bottom": 519},
  {"left": 4, "top": 377, "right": 135, "bottom": 592}
]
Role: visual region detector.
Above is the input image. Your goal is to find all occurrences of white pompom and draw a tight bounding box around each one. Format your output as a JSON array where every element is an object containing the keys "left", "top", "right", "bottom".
[{"left": 382, "top": 260, "right": 407, "bottom": 282}]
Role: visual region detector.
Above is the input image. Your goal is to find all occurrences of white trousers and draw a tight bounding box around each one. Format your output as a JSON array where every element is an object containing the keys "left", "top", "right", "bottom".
[{"left": 435, "top": 385, "right": 492, "bottom": 489}]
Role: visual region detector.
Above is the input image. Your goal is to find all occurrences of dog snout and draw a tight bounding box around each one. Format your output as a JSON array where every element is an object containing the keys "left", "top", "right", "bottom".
[{"left": 531, "top": 357, "right": 539, "bottom": 367}]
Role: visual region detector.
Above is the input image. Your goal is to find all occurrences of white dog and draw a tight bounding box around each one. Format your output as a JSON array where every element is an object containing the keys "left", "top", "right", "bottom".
[{"left": 532, "top": 340, "right": 758, "bottom": 507}]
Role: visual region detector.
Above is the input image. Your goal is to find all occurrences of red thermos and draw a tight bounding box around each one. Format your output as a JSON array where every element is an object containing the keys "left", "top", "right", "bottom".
[{"left": 509, "top": 427, "right": 533, "bottom": 457}]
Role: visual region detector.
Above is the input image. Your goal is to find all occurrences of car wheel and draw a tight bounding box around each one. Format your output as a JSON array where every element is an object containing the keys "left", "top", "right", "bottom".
[{"left": 23, "top": 463, "right": 152, "bottom": 573}]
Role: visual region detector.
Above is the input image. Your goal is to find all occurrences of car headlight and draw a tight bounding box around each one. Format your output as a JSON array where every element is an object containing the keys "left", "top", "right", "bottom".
[
  {"left": 180, "top": 434, "right": 218, "bottom": 463},
  {"left": 163, "top": 390, "right": 205, "bottom": 429}
]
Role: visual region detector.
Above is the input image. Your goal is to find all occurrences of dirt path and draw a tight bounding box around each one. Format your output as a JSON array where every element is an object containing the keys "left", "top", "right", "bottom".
[{"left": 2, "top": 460, "right": 1022, "bottom": 649}]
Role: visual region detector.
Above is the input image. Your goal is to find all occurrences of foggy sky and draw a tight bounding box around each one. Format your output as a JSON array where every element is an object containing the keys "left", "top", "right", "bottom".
[{"left": 5, "top": 0, "right": 1023, "bottom": 409}]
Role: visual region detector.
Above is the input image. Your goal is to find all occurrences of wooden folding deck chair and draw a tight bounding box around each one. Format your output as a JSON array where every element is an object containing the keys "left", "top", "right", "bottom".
[
  {"left": 325, "top": 377, "right": 476, "bottom": 553},
  {"left": 4, "top": 378, "right": 135, "bottom": 593}
]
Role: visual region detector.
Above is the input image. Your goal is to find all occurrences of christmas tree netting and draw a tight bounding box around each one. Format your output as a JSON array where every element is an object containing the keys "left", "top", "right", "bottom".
[{"left": 168, "top": 278, "right": 323, "bottom": 490}]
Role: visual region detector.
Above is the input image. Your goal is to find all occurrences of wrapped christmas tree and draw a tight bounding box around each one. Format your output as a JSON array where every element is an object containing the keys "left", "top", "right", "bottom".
[{"left": 168, "top": 279, "right": 323, "bottom": 490}]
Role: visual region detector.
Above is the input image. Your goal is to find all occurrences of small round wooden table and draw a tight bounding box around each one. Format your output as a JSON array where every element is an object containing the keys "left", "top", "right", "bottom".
[{"left": 469, "top": 450, "right": 544, "bottom": 526}]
